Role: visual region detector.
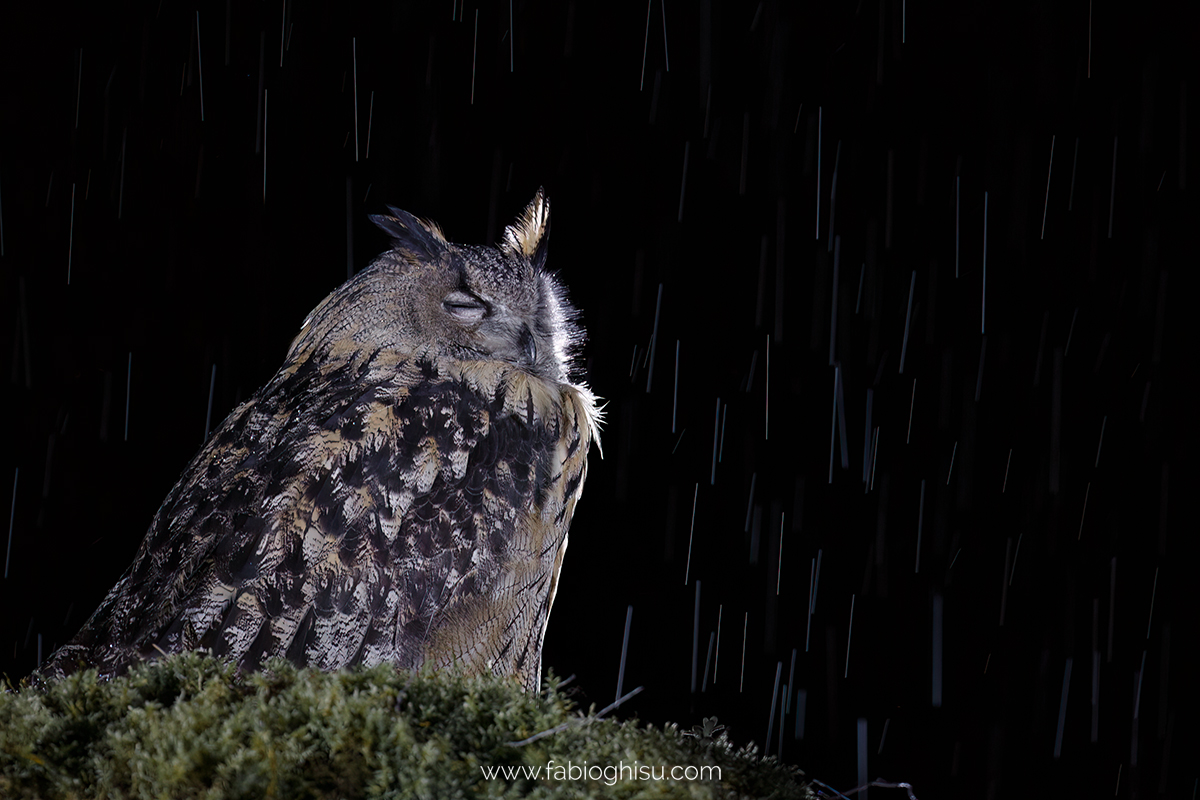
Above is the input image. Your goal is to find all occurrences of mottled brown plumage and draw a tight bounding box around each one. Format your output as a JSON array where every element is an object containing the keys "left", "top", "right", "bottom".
[{"left": 41, "top": 190, "right": 600, "bottom": 691}]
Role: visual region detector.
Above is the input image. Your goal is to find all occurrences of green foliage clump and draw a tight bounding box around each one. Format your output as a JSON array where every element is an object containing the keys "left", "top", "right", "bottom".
[{"left": 1, "top": 652, "right": 812, "bottom": 799}]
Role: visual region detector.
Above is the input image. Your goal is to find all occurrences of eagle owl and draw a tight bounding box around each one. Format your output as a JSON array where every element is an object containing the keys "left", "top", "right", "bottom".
[{"left": 40, "top": 190, "right": 601, "bottom": 692}]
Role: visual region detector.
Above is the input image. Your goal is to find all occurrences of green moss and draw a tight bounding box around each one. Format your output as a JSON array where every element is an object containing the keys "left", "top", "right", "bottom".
[{"left": 1, "top": 652, "right": 812, "bottom": 799}]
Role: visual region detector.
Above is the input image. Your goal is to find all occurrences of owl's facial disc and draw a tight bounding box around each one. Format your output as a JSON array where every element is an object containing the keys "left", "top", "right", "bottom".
[
  {"left": 451, "top": 300, "right": 543, "bottom": 373},
  {"left": 435, "top": 268, "right": 555, "bottom": 376}
]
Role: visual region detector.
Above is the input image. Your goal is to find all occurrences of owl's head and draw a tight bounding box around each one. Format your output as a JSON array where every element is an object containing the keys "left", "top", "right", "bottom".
[{"left": 287, "top": 189, "right": 583, "bottom": 384}]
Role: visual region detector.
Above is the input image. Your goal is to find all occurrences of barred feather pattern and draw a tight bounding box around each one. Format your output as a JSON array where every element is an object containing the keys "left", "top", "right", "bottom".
[{"left": 40, "top": 191, "right": 599, "bottom": 692}]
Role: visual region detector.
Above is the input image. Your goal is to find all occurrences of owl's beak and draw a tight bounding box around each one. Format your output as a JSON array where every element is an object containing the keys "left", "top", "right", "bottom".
[{"left": 519, "top": 324, "right": 537, "bottom": 368}]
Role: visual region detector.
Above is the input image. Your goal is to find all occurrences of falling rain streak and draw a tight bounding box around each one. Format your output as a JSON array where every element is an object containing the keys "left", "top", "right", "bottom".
[
  {"left": 4, "top": 469, "right": 16, "bottom": 580},
  {"left": 981, "top": 191, "right": 988, "bottom": 334},
  {"left": 1040, "top": 135, "right": 1054, "bottom": 238}
]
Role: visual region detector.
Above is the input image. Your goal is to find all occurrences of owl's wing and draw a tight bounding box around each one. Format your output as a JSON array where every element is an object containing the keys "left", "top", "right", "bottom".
[{"left": 42, "top": 347, "right": 590, "bottom": 686}]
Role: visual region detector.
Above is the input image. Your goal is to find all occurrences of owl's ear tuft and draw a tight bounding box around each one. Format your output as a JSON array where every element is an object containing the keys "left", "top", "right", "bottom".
[
  {"left": 370, "top": 206, "right": 450, "bottom": 262},
  {"left": 501, "top": 188, "right": 550, "bottom": 271}
]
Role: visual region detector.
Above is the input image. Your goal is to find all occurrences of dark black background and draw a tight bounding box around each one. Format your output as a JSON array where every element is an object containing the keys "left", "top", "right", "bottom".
[{"left": 2, "top": 1, "right": 1197, "bottom": 797}]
